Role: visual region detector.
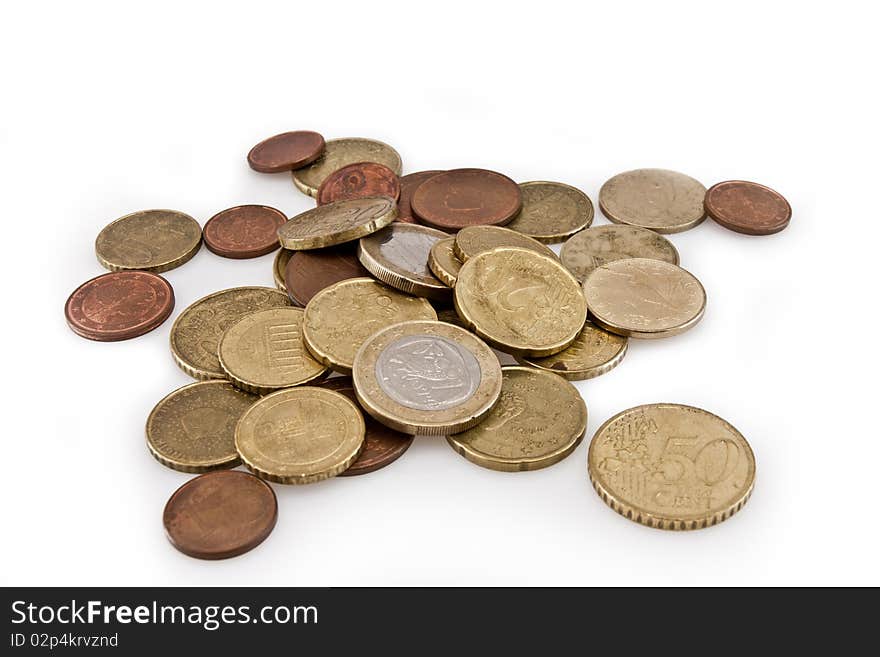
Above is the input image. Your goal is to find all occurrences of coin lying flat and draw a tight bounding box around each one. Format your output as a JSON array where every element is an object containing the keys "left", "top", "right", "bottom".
[
  {"left": 219, "top": 307, "right": 327, "bottom": 394},
  {"left": 583, "top": 258, "right": 706, "bottom": 339},
  {"left": 412, "top": 168, "right": 522, "bottom": 230},
  {"left": 353, "top": 320, "right": 502, "bottom": 435},
  {"left": 357, "top": 223, "right": 451, "bottom": 300},
  {"left": 317, "top": 162, "right": 400, "bottom": 206},
  {"left": 454, "top": 247, "right": 587, "bottom": 357},
  {"left": 397, "top": 170, "right": 444, "bottom": 223},
  {"left": 163, "top": 470, "right": 277, "bottom": 559},
  {"left": 435, "top": 307, "right": 466, "bottom": 329},
  {"left": 453, "top": 225, "right": 557, "bottom": 262},
  {"left": 283, "top": 243, "right": 369, "bottom": 307},
  {"left": 427, "top": 237, "right": 462, "bottom": 287},
  {"left": 95, "top": 209, "right": 202, "bottom": 273},
  {"left": 203, "top": 205, "right": 286, "bottom": 259},
  {"left": 278, "top": 196, "right": 398, "bottom": 250},
  {"left": 65, "top": 271, "right": 175, "bottom": 341},
  {"left": 146, "top": 381, "right": 256, "bottom": 472},
  {"left": 515, "top": 320, "right": 627, "bottom": 381},
  {"left": 505, "top": 181, "right": 594, "bottom": 243},
  {"left": 560, "top": 224, "right": 680, "bottom": 283},
  {"left": 303, "top": 278, "right": 437, "bottom": 375},
  {"left": 273, "top": 249, "right": 292, "bottom": 291},
  {"left": 247, "top": 130, "right": 325, "bottom": 173},
  {"left": 292, "top": 137, "right": 402, "bottom": 197},
  {"left": 599, "top": 169, "right": 706, "bottom": 234},
  {"left": 170, "top": 287, "right": 291, "bottom": 380},
  {"left": 588, "top": 403, "right": 756, "bottom": 530},
  {"left": 235, "top": 386, "right": 365, "bottom": 484},
  {"left": 704, "top": 180, "right": 791, "bottom": 235},
  {"left": 447, "top": 366, "right": 587, "bottom": 472}
]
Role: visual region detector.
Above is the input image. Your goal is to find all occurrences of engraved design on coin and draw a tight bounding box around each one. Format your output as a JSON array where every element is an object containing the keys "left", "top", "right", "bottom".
[
  {"left": 560, "top": 225, "right": 680, "bottom": 282},
  {"left": 599, "top": 169, "right": 706, "bottom": 233},
  {"left": 506, "top": 181, "right": 594, "bottom": 242},
  {"left": 278, "top": 197, "right": 397, "bottom": 250},
  {"left": 292, "top": 138, "right": 402, "bottom": 197},
  {"left": 704, "top": 180, "right": 791, "bottom": 235},
  {"left": 81, "top": 276, "right": 157, "bottom": 327},
  {"left": 517, "top": 320, "right": 627, "bottom": 380},
  {"left": 95, "top": 209, "right": 202, "bottom": 271}
]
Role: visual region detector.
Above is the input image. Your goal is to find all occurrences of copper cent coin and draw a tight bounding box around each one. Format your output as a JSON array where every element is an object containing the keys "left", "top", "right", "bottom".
[
  {"left": 163, "top": 470, "right": 277, "bottom": 560},
  {"left": 411, "top": 168, "right": 522, "bottom": 231},
  {"left": 203, "top": 205, "right": 286, "bottom": 259},
  {"left": 65, "top": 271, "right": 174, "bottom": 341},
  {"left": 284, "top": 243, "right": 369, "bottom": 307},
  {"left": 316, "top": 162, "right": 401, "bottom": 206},
  {"left": 397, "top": 170, "right": 444, "bottom": 223},
  {"left": 247, "top": 130, "right": 325, "bottom": 173},
  {"left": 704, "top": 180, "right": 792, "bottom": 235}
]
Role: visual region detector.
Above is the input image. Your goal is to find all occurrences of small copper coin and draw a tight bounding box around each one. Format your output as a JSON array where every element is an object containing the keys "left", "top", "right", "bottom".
[
  {"left": 317, "top": 162, "right": 400, "bottom": 206},
  {"left": 321, "top": 378, "right": 414, "bottom": 476},
  {"left": 284, "top": 243, "right": 369, "bottom": 307},
  {"left": 247, "top": 130, "right": 325, "bottom": 173},
  {"left": 203, "top": 205, "right": 286, "bottom": 258},
  {"left": 397, "top": 170, "right": 444, "bottom": 223},
  {"left": 163, "top": 470, "right": 277, "bottom": 560},
  {"left": 65, "top": 271, "right": 174, "bottom": 341},
  {"left": 704, "top": 180, "right": 791, "bottom": 235},
  {"left": 412, "top": 168, "right": 522, "bottom": 231}
]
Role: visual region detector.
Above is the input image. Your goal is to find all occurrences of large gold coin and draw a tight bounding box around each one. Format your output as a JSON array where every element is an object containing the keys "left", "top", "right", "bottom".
[
  {"left": 352, "top": 320, "right": 502, "bottom": 435},
  {"left": 303, "top": 278, "right": 437, "bottom": 375},
  {"left": 170, "top": 287, "right": 291, "bottom": 380},
  {"left": 146, "top": 381, "right": 257, "bottom": 473},
  {"left": 505, "top": 181, "right": 594, "bottom": 243},
  {"left": 291, "top": 138, "right": 402, "bottom": 197},
  {"left": 219, "top": 307, "right": 327, "bottom": 394},
  {"left": 95, "top": 209, "right": 202, "bottom": 273},
  {"left": 235, "top": 386, "right": 365, "bottom": 484},
  {"left": 453, "top": 225, "right": 557, "bottom": 262},
  {"left": 273, "top": 248, "right": 292, "bottom": 292},
  {"left": 278, "top": 197, "right": 397, "bottom": 250},
  {"left": 588, "top": 403, "right": 756, "bottom": 530},
  {"left": 447, "top": 366, "right": 587, "bottom": 472},
  {"left": 427, "top": 237, "right": 462, "bottom": 287},
  {"left": 560, "top": 224, "right": 680, "bottom": 283},
  {"left": 515, "top": 320, "right": 627, "bottom": 381},
  {"left": 583, "top": 258, "right": 706, "bottom": 339},
  {"left": 599, "top": 168, "right": 706, "bottom": 234},
  {"left": 454, "top": 247, "right": 587, "bottom": 357}
]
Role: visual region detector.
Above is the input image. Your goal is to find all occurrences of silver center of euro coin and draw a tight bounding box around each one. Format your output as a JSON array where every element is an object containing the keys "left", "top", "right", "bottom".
[{"left": 377, "top": 230, "right": 439, "bottom": 279}]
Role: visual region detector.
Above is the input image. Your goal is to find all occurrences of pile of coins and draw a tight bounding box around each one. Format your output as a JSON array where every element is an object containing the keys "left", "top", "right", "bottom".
[{"left": 65, "top": 130, "right": 790, "bottom": 558}]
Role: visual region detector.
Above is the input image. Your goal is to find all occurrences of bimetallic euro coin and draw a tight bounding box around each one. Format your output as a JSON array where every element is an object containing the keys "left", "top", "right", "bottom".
[
  {"left": 278, "top": 197, "right": 398, "bottom": 250},
  {"left": 505, "top": 181, "right": 594, "bottom": 243},
  {"left": 599, "top": 169, "right": 706, "bottom": 234},
  {"left": 292, "top": 137, "right": 402, "bottom": 197},
  {"left": 560, "top": 224, "right": 680, "bottom": 283},
  {"left": 95, "top": 209, "right": 202, "bottom": 273},
  {"left": 515, "top": 320, "right": 627, "bottom": 381},
  {"left": 453, "top": 225, "right": 557, "bottom": 262}
]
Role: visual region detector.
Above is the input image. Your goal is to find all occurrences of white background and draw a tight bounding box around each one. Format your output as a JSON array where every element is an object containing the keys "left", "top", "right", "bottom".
[{"left": 3, "top": 1, "right": 877, "bottom": 586}]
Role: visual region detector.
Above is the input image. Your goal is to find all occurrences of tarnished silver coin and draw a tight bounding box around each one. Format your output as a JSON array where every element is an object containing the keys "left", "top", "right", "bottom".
[{"left": 560, "top": 224, "right": 680, "bottom": 282}]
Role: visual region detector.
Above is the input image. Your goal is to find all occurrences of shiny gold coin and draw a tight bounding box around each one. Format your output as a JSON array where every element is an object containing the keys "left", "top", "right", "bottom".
[
  {"left": 427, "top": 237, "right": 462, "bottom": 287},
  {"left": 453, "top": 225, "right": 557, "bottom": 262},
  {"left": 273, "top": 249, "right": 292, "bottom": 292},
  {"left": 95, "top": 209, "right": 202, "bottom": 273},
  {"left": 447, "top": 366, "right": 586, "bottom": 472},
  {"left": 235, "top": 386, "right": 365, "bottom": 484},
  {"left": 291, "top": 138, "right": 402, "bottom": 197},
  {"left": 278, "top": 197, "right": 397, "bottom": 250},
  {"left": 219, "top": 307, "right": 327, "bottom": 394},
  {"left": 454, "top": 247, "right": 587, "bottom": 357},
  {"left": 352, "top": 320, "right": 502, "bottom": 435},
  {"left": 588, "top": 403, "right": 755, "bottom": 530},
  {"left": 583, "top": 258, "right": 706, "bottom": 339},
  {"left": 560, "top": 224, "right": 680, "bottom": 283},
  {"left": 515, "top": 320, "right": 627, "bottom": 381},
  {"left": 170, "top": 287, "right": 291, "bottom": 380},
  {"left": 599, "top": 168, "right": 706, "bottom": 234},
  {"left": 303, "top": 278, "right": 437, "bottom": 375},
  {"left": 505, "top": 181, "right": 594, "bottom": 243},
  {"left": 146, "top": 381, "right": 257, "bottom": 473}
]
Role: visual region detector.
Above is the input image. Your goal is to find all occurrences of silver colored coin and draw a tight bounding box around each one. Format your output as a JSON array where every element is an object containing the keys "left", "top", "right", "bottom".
[{"left": 358, "top": 223, "right": 451, "bottom": 299}]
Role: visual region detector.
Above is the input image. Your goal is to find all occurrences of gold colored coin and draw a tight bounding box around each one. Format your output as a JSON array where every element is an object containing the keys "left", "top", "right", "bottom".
[
  {"left": 454, "top": 247, "right": 587, "bottom": 357},
  {"left": 291, "top": 138, "right": 402, "bottom": 197},
  {"left": 273, "top": 249, "right": 292, "bottom": 291},
  {"left": 146, "top": 380, "right": 257, "bottom": 473},
  {"left": 560, "top": 224, "right": 680, "bottom": 283},
  {"left": 515, "top": 320, "right": 627, "bottom": 381},
  {"left": 447, "top": 366, "right": 587, "bottom": 472},
  {"left": 278, "top": 197, "right": 398, "bottom": 250},
  {"left": 427, "top": 237, "right": 462, "bottom": 287},
  {"left": 453, "top": 225, "right": 558, "bottom": 263},
  {"left": 352, "top": 320, "right": 502, "bottom": 435},
  {"left": 303, "top": 278, "right": 437, "bottom": 375},
  {"left": 599, "top": 168, "right": 706, "bottom": 234},
  {"left": 95, "top": 209, "right": 202, "bottom": 273},
  {"left": 235, "top": 386, "right": 365, "bottom": 484},
  {"left": 583, "top": 258, "right": 706, "bottom": 339},
  {"left": 588, "top": 403, "right": 755, "bottom": 530},
  {"left": 505, "top": 181, "right": 594, "bottom": 243},
  {"left": 219, "top": 307, "right": 327, "bottom": 394},
  {"left": 170, "top": 287, "right": 291, "bottom": 380},
  {"left": 435, "top": 307, "right": 466, "bottom": 329}
]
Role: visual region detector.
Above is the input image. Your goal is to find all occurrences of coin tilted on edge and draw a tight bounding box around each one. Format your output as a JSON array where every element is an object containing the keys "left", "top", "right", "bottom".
[
  {"left": 247, "top": 130, "right": 325, "bottom": 173},
  {"left": 588, "top": 403, "right": 756, "bottom": 530},
  {"left": 583, "top": 258, "right": 706, "bottom": 339},
  {"left": 505, "top": 181, "right": 594, "bottom": 243},
  {"left": 303, "top": 278, "right": 437, "bottom": 375},
  {"left": 353, "top": 320, "right": 502, "bottom": 435},
  {"left": 599, "top": 169, "right": 706, "bottom": 234},
  {"left": 292, "top": 137, "right": 402, "bottom": 197},
  {"left": 411, "top": 168, "right": 522, "bottom": 230},
  {"left": 146, "top": 380, "right": 256, "bottom": 472},
  {"left": 447, "top": 366, "right": 587, "bottom": 472},
  {"left": 453, "top": 225, "right": 557, "bottom": 262},
  {"left": 454, "top": 247, "right": 587, "bottom": 357},
  {"left": 95, "top": 209, "right": 202, "bottom": 273},
  {"left": 283, "top": 243, "right": 368, "bottom": 307},
  {"left": 427, "top": 237, "right": 462, "bottom": 287},
  {"left": 560, "top": 224, "right": 680, "bottom": 283},
  {"left": 317, "top": 162, "right": 400, "bottom": 206},
  {"left": 516, "top": 320, "right": 627, "bottom": 381},
  {"left": 235, "top": 386, "right": 366, "bottom": 484},
  {"left": 704, "top": 180, "right": 792, "bottom": 235},
  {"left": 219, "top": 307, "right": 327, "bottom": 394},
  {"left": 397, "top": 170, "right": 444, "bottom": 223},
  {"left": 273, "top": 249, "right": 292, "bottom": 292},
  {"left": 163, "top": 470, "right": 278, "bottom": 559},
  {"left": 278, "top": 196, "right": 398, "bottom": 250},
  {"left": 203, "top": 205, "right": 286, "bottom": 259}
]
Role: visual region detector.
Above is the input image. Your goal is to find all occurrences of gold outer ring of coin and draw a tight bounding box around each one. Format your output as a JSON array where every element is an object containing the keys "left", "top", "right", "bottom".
[
  {"left": 273, "top": 249, "right": 292, "bottom": 292},
  {"left": 588, "top": 403, "right": 756, "bottom": 530},
  {"left": 95, "top": 209, "right": 203, "bottom": 273},
  {"left": 277, "top": 197, "right": 398, "bottom": 250},
  {"left": 427, "top": 237, "right": 461, "bottom": 287},
  {"left": 452, "top": 225, "right": 558, "bottom": 263},
  {"left": 291, "top": 138, "right": 403, "bottom": 197},
  {"left": 515, "top": 320, "right": 628, "bottom": 381},
  {"left": 446, "top": 366, "right": 587, "bottom": 472},
  {"left": 505, "top": 181, "right": 595, "bottom": 244}
]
